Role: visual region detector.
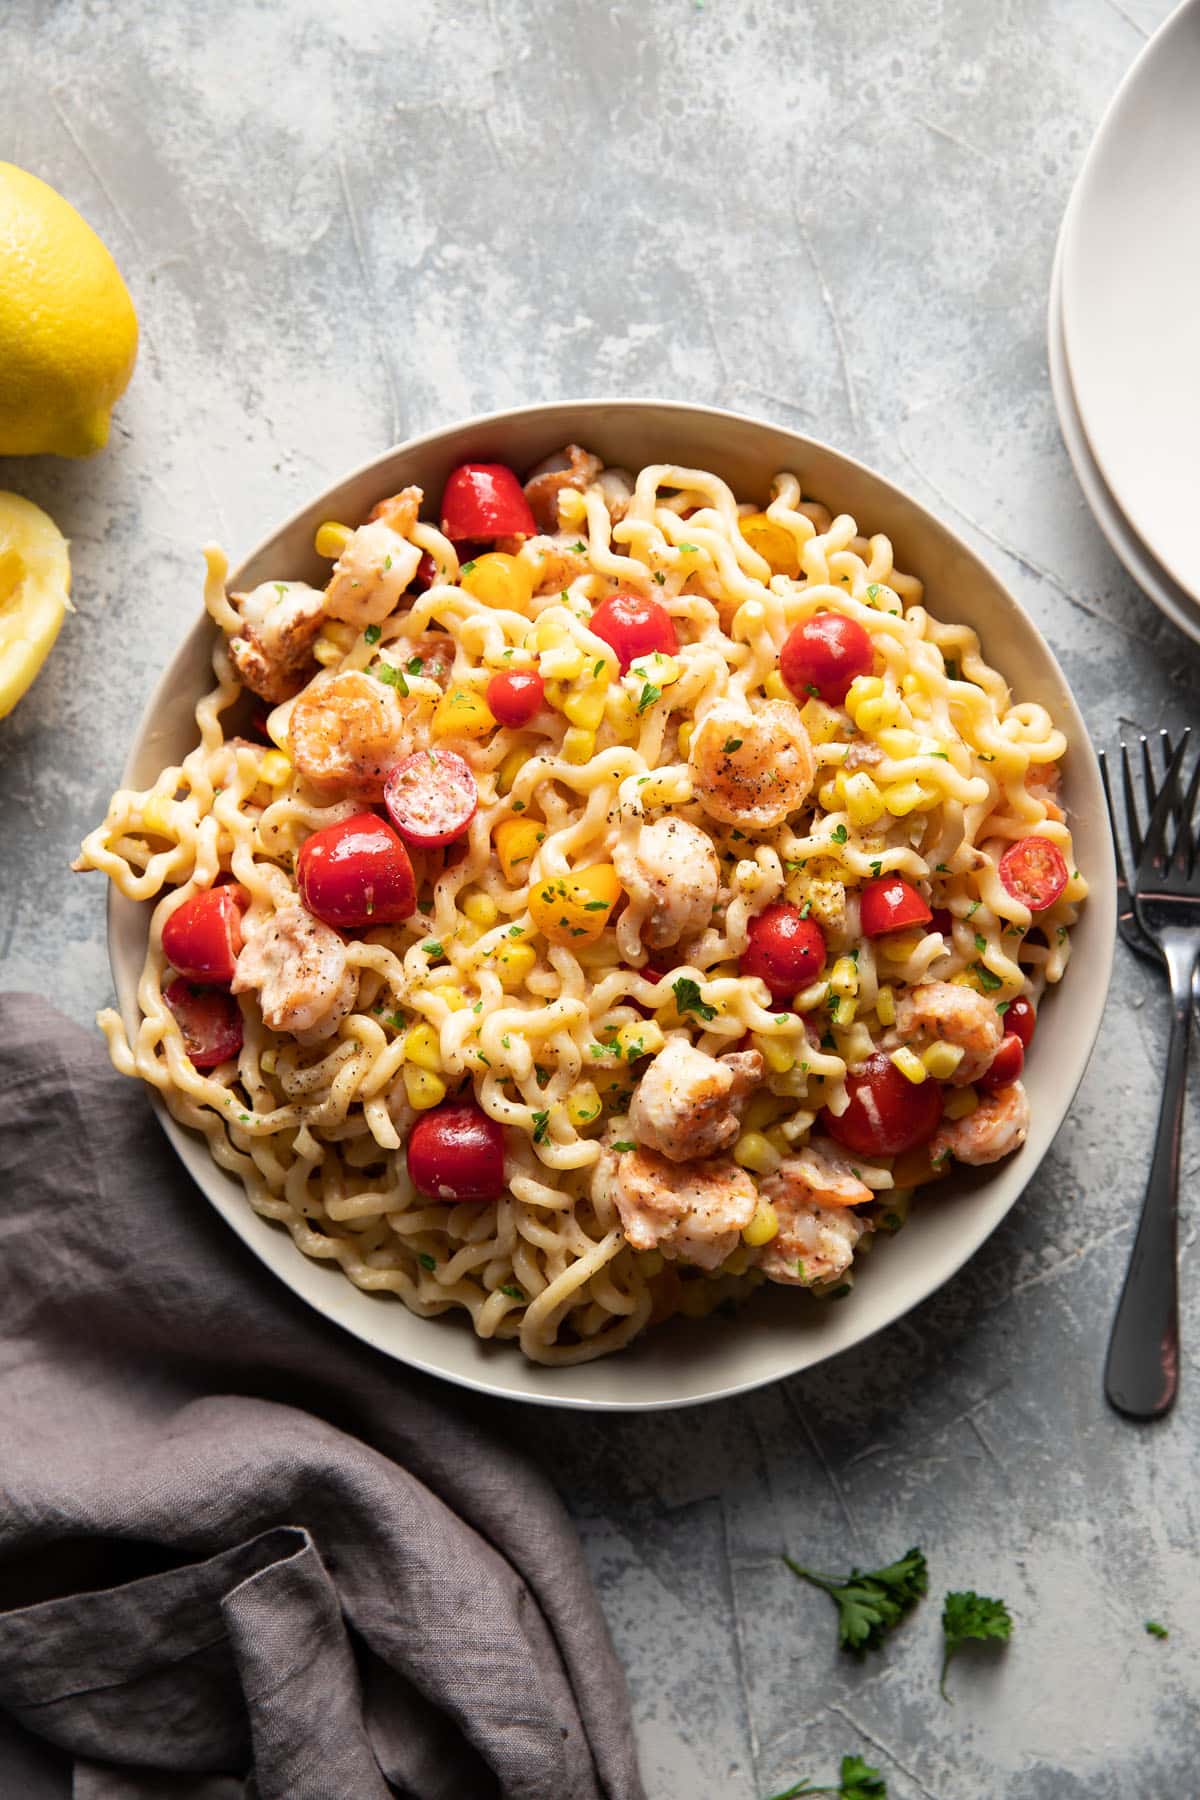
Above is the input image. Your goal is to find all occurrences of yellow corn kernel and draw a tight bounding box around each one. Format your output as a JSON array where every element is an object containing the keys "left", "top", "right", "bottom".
[
  {"left": 723, "top": 1247, "right": 752, "bottom": 1276},
  {"left": 259, "top": 1048, "right": 277, "bottom": 1075},
  {"left": 835, "top": 1020, "right": 874, "bottom": 1066},
  {"left": 742, "top": 1091, "right": 788, "bottom": 1132},
  {"left": 857, "top": 695, "right": 903, "bottom": 734},
  {"left": 529, "top": 863, "right": 621, "bottom": 945},
  {"left": 616, "top": 1019, "right": 666, "bottom": 1061},
  {"left": 638, "top": 1248, "right": 664, "bottom": 1275},
  {"left": 798, "top": 696, "right": 844, "bottom": 744},
  {"left": 764, "top": 1124, "right": 792, "bottom": 1157},
  {"left": 563, "top": 681, "right": 608, "bottom": 731},
  {"left": 889, "top": 1045, "right": 928, "bottom": 1084},
  {"left": 495, "top": 941, "right": 536, "bottom": 988},
  {"left": 259, "top": 750, "right": 292, "bottom": 788},
  {"left": 764, "top": 670, "right": 790, "bottom": 702},
  {"left": 460, "top": 551, "right": 534, "bottom": 612},
  {"left": 566, "top": 1081, "right": 604, "bottom": 1129},
  {"left": 951, "top": 967, "right": 986, "bottom": 993},
  {"left": 881, "top": 933, "right": 924, "bottom": 962},
  {"left": 314, "top": 520, "right": 353, "bottom": 559},
  {"left": 561, "top": 726, "right": 595, "bottom": 764},
  {"left": 677, "top": 720, "right": 693, "bottom": 755},
  {"left": 882, "top": 778, "right": 934, "bottom": 817},
  {"left": 432, "top": 685, "right": 496, "bottom": 741},
  {"left": 831, "top": 996, "right": 857, "bottom": 1028},
  {"left": 921, "top": 1040, "right": 965, "bottom": 1081},
  {"left": 313, "top": 631, "right": 344, "bottom": 667},
  {"left": 843, "top": 771, "right": 886, "bottom": 828},
  {"left": 403, "top": 1022, "right": 443, "bottom": 1073},
  {"left": 141, "top": 795, "right": 177, "bottom": 836},
  {"left": 605, "top": 684, "right": 637, "bottom": 741},
  {"left": 738, "top": 512, "right": 800, "bottom": 578},
  {"left": 494, "top": 818, "right": 544, "bottom": 883},
  {"left": 829, "top": 955, "right": 860, "bottom": 999},
  {"left": 742, "top": 1198, "right": 781, "bottom": 1246},
  {"left": 462, "top": 891, "right": 498, "bottom": 928},
  {"left": 817, "top": 776, "right": 841, "bottom": 812},
  {"left": 875, "top": 984, "right": 896, "bottom": 1027},
  {"left": 848, "top": 674, "right": 884, "bottom": 707},
  {"left": 429, "top": 983, "right": 468, "bottom": 1013},
  {"left": 943, "top": 1085, "right": 979, "bottom": 1121},
  {"left": 733, "top": 1132, "right": 783, "bottom": 1177},
  {"left": 752, "top": 1032, "right": 796, "bottom": 1076},
  {"left": 403, "top": 1065, "right": 447, "bottom": 1110},
  {"left": 631, "top": 652, "right": 681, "bottom": 688},
  {"left": 878, "top": 726, "right": 921, "bottom": 760},
  {"left": 455, "top": 920, "right": 482, "bottom": 947},
  {"left": 532, "top": 615, "right": 571, "bottom": 653},
  {"left": 496, "top": 746, "right": 526, "bottom": 796}
]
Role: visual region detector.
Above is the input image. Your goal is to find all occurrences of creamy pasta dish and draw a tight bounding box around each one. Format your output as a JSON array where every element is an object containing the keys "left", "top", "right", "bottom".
[{"left": 76, "top": 446, "right": 1086, "bottom": 1365}]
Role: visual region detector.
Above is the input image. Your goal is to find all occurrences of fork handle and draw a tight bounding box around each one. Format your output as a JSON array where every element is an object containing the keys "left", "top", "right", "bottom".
[{"left": 1104, "top": 931, "right": 1196, "bottom": 1419}]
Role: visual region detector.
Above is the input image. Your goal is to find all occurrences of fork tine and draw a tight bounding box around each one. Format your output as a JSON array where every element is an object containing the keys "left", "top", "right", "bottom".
[
  {"left": 1139, "top": 730, "right": 1191, "bottom": 882},
  {"left": 1123, "top": 739, "right": 1146, "bottom": 861},
  {"left": 1137, "top": 734, "right": 1159, "bottom": 860},
  {"left": 1181, "top": 748, "right": 1200, "bottom": 877},
  {"left": 1099, "top": 750, "right": 1133, "bottom": 894}
]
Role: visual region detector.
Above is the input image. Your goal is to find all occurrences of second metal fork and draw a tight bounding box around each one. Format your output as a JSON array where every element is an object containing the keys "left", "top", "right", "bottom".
[{"left": 1104, "top": 731, "right": 1200, "bottom": 1420}]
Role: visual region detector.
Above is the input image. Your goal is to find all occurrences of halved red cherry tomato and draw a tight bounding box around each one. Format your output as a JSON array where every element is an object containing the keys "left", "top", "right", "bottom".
[
  {"left": 297, "top": 812, "right": 417, "bottom": 929},
  {"left": 1004, "top": 995, "right": 1036, "bottom": 1049},
  {"left": 977, "top": 1034, "right": 1025, "bottom": 1093},
  {"left": 859, "top": 875, "right": 933, "bottom": 938},
  {"left": 440, "top": 464, "right": 537, "bottom": 542},
  {"left": 740, "top": 902, "right": 826, "bottom": 1002},
  {"left": 780, "top": 613, "right": 874, "bottom": 705},
  {"left": 407, "top": 1100, "right": 506, "bottom": 1202},
  {"left": 998, "top": 837, "right": 1069, "bottom": 912},
  {"left": 589, "top": 592, "right": 678, "bottom": 672},
  {"left": 384, "top": 750, "right": 477, "bottom": 848},
  {"left": 486, "top": 670, "right": 545, "bottom": 728},
  {"left": 162, "top": 885, "right": 249, "bottom": 985},
  {"left": 163, "top": 978, "right": 244, "bottom": 1070},
  {"left": 823, "top": 1052, "right": 944, "bottom": 1157},
  {"left": 411, "top": 551, "right": 440, "bottom": 592}
]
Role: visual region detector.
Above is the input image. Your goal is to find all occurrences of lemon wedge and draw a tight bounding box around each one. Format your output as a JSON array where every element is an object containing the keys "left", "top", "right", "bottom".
[{"left": 0, "top": 492, "right": 71, "bottom": 718}]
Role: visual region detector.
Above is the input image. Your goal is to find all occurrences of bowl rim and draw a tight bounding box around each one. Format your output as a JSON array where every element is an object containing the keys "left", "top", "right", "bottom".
[{"left": 107, "top": 396, "right": 1116, "bottom": 1410}]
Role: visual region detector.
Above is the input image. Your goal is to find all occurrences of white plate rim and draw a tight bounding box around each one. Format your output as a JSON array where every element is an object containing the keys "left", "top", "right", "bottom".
[{"left": 105, "top": 397, "right": 1116, "bottom": 1411}]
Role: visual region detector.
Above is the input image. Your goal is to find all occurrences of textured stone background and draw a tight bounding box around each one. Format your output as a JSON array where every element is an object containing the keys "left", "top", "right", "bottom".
[{"left": 3, "top": 1, "right": 1198, "bottom": 1794}]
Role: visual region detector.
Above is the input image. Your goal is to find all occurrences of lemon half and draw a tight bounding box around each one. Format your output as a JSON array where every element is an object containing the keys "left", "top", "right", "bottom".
[{"left": 0, "top": 493, "right": 70, "bottom": 718}]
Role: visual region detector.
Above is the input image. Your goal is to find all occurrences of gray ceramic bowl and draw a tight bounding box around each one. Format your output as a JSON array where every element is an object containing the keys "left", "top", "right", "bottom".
[{"left": 107, "top": 399, "right": 1115, "bottom": 1409}]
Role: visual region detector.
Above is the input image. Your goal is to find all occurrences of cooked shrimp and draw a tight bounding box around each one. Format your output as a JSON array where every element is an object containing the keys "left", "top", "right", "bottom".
[
  {"left": 888, "top": 979, "right": 1003, "bottom": 1085},
  {"left": 930, "top": 1081, "right": 1030, "bottom": 1166},
  {"left": 688, "top": 696, "right": 815, "bottom": 829},
  {"left": 629, "top": 1039, "right": 762, "bottom": 1163},
  {"left": 233, "top": 903, "right": 356, "bottom": 1042},
  {"left": 324, "top": 520, "right": 422, "bottom": 629},
  {"left": 289, "top": 669, "right": 430, "bottom": 801},
  {"left": 227, "top": 580, "right": 326, "bottom": 703},
  {"left": 605, "top": 1144, "right": 758, "bottom": 1270},
  {"left": 1026, "top": 761, "right": 1065, "bottom": 823},
  {"left": 528, "top": 539, "right": 591, "bottom": 598},
  {"left": 523, "top": 444, "right": 603, "bottom": 533},
  {"left": 753, "top": 1193, "right": 866, "bottom": 1288},
  {"left": 367, "top": 485, "right": 422, "bottom": 536},
  {"left": 613, "top": 817, "right": 719, "bottom": 953},
  {"left": 762, "top": 1139, "right": 875, "bottom": 1211}
]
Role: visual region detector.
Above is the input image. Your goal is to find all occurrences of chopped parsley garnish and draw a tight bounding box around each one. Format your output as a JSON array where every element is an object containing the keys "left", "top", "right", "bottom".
[
  {"left": 273, "top": 581, "right": 287, "bottom": 598},
  {"left": 637, "top": 682, "right": 661, "bottom": 713},
  {"left": 722, "top": 737, "right": 744, "bottom": 753},
  {"left": 593, "top": 659, "right": 605, "bottom": 678},
  {"left": 611, "top": 1140, "right": 636, "bottom": 1152},
  {"left": 511, "top": 800, "right": 526, "bottom": 811},
  {"left": 672, "top": 976, "right": 717, "bottom": 1022},
  {"left": 677, "top": 542, "right": 699, "bottom": 553},
  {"left": 501, "top": 1034, "right": 511, "bottom": 1049},
  {"left": 995, "top": 999, "right": 1010, "bottom": 1015},
  {"left": 531, "top": 1110, "right": 550, "bottom": 1143},
  {"left": 583, "top": 899, "right": 610, "bottom": 911},
  {"left": 783, "top": 1546, "right": 928, "bottom": 1657},
  {"left": 799, "top": 899, "right": 812, "bottom": 918},
  {"left": 967, "top": 899, "right": 980, "bottom": 917},
  {"left": 765, "top": 1754, "right": 887, "bottom": 1799},
  {"left": 406, "top": 655, "right": 424, "bottom": 675},
  {"left": 570, "top": 540, "right": 587, "bottom": 554},
  {"left": 869, "top": 860, "right": 882, "bottom": 878},
  {"left": 423, "top": 941, "right": 444, "bottom": 959},
  {"left": 1145, "top": 1620, "right": 1169, "bottom": 1640},
  {"left": 363, "top": 623, "right": 382, "bottom": 645},
  {"left": 805, "top": 683, "right": 820, "bottom": 698},
  {"left": 940, "top": 1590, "right": 1012, "bottom": 1699},
  {"left": 653, "top": 570, "right": 666, "bottom": 585},
  {"left": 460, "top": 559, "right": 477, "bottom": 575},
  {"left": 974, "top": 963, "right": 1003, "bottom": 992},
  {"left": 382, "top": 554, "right": 392, "bottom": 571},
  {"left": 945, "top": 658, "right": 959, "bottom": 680},
  {"left": 974, "top": 933, "right": 987, "bottom": 954},
  {"left": 500, "top": 1284, "right": 524, "bottom": 1300},
  {"left": 865, "top": 583, "right": 880, "bottom": 601},
  {"left": 831, "top": 823, "right": 848, "bottom": 844},
  {"left": 374, "top": 662, "right": 409, "bottom": 695},
  {"left": 417, "top": 1252, "right": 436, "bottom": 1271}
]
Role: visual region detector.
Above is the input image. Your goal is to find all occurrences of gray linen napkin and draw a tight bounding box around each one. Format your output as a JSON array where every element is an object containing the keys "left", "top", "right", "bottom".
[{"left": 0, "top": 992, "right": 645, "bottom": 1800}]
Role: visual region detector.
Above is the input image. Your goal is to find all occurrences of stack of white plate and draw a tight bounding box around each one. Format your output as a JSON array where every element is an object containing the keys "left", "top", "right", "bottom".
[{"left": 1049, "top": 0, "right": 1200, "bottom": 645}]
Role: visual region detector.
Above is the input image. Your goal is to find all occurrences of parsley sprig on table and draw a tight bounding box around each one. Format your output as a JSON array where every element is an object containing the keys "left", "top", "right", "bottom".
[
  {"left": 765, "top": 1754, "right": 887, "bottom": 1799},
  {"left": 939, "top": 1590, "right": 1012, "bottom": 1697},
  {"left": 783, "top": 1547, "right": 928, "bottom": 1655}
]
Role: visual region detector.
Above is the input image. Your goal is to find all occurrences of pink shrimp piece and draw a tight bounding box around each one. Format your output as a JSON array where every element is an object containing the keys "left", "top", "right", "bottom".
[
  {"left": 606, "top": 1145, "right": 758, "bottom": 1270},
  {"left": 629, "top": 1039, "right": 763, "bottom": 1163},
  {"left": 929, "top": 1081, "right": 1030, "bottom": 1167}
]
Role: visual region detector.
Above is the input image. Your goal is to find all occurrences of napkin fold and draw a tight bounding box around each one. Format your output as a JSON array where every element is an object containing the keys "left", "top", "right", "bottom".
[{"left": 0, "top": 992, "right": 644, "bottom": 1800}]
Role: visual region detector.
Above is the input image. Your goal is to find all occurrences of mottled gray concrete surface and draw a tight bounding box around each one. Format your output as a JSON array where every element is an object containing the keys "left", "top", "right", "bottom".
[{"left": 2, "top": 2, "right": 1197, "bottom": 1795}]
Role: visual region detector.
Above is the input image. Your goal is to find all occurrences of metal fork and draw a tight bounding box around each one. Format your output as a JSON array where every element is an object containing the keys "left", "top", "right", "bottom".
[
  {"left": 1104, "top": 731, "right": 1200, "bottom": 1420},
  {"left": 1099, "top": 732, "right": 1173, "bottom": 967}
]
